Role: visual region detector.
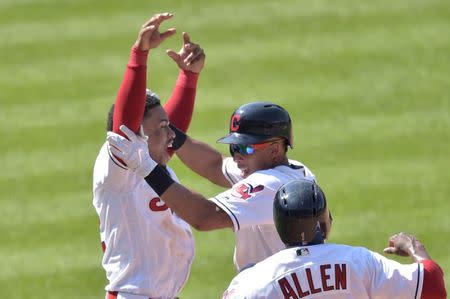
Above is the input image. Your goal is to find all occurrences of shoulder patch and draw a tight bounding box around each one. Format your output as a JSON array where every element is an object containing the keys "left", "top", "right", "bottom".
[{"left": 232, "top": 183, "right": 264, "bottom": 200}]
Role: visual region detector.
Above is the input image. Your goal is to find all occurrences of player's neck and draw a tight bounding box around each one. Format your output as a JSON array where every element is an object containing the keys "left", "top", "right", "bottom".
[
  {"left": 271, "top": 155, "right": 289, "bottom": 168},
  {"left": 285, "top": 230, "right": 325, "bottom": 248},
  {"left": 307, "top": 232, "right": 325, "bottom": 245}
]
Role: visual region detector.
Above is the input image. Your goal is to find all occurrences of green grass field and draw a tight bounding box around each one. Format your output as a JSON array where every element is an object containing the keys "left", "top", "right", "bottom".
[{"left": 1, "top": 0, "right": 449, "bottom": 298}]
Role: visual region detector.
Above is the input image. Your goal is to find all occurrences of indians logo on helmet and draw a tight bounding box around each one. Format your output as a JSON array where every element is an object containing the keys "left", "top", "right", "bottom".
[
  {"left": 230, "top": 114, "right": 241, "bottom": 132},
  {"left": 232, "top": 183, "right": 264, "bottom": 200}
]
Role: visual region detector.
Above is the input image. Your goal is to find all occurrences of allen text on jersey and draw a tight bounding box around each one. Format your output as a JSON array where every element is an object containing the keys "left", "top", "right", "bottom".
[{"left": 277, "top": 263, "right": 347, "bottom": 299}]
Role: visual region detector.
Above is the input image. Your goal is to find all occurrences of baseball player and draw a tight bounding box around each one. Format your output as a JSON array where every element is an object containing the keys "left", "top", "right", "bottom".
[
  {"left": 107, "top": 102, "right": 317, "bottom": 272},
  {"left": 222, "top": 179, "right": 447, "bottom": 299},
  {"left": 92, "top": 13, "right": 205, "bottom": 299}
]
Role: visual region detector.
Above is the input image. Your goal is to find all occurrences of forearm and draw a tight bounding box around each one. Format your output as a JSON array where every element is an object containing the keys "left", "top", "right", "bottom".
[
  {"left": 144, "top": 165, "right": 232, "bottom": 231},
  {"left": 162, "top": 183, "right": 231, "bottom": 231},
  {"left": 409, "top": 240, "right": 431, "bottom": 263},
  {"left": 164, "top": 70, "right": 199, "bottom": 132},
  {"left": 113, "top": 46, "right": 148, "bottom": 135},
  {"left": 177, "top": 137, "right": 230, "bottom": 187}
]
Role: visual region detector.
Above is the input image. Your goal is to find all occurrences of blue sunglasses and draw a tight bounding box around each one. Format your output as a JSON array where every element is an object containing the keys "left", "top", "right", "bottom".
[
  {"left": 229, "top": 144, "right": 256, "bottom": 156},
  {"left": 229, "top": 139, "right": 282, "bottom": 156}
]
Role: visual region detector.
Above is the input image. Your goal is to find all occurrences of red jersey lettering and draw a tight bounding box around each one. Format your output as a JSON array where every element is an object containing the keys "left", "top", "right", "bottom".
[
  {"left": 291, "top": 272, "right": 309, "bottom": 297},
  {"left": 278, "top": 277, "right": 299, "bottom": 299},
  {"left": 277, "top": 264, "right": 348, "bottom": 298},
  {"left": 305, "top": 268, "right": 322, "bottom": 294},
  {"left": 320, "top": 264, "right": 334, "bottom": 291},
  {"left": 335, "top": 264, "right": 347, "bottom": 290},
  {"left": 149, "top": 197, "right": 169, "bottom": 212}
]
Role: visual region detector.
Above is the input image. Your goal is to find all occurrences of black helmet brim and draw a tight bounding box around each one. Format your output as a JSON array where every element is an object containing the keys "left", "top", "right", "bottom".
[{"left": 217, "top": 132, "right": 270, "bottom": 145}]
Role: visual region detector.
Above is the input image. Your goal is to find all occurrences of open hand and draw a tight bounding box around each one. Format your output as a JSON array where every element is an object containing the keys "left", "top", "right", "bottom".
[
  {"left": 134, "top": 12, "right": 176, "bottom": 51},
  {"left": 166, "top": 32, "right": 205, "bottom": 73}
]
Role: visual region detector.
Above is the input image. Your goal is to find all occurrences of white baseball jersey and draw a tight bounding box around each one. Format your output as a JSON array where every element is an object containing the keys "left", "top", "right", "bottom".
[
  {"left": 223, "top": 243, "right": 424, "bottom": 299},
  {"left": 211, "top": 157, "right": 316, "bottom": 271},
  {"left": 92, "top": 143, "right": 195, "bottom": 299}
]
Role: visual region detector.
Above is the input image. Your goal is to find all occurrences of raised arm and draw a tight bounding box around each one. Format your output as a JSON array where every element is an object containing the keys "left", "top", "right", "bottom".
[
  {"left": 113, "top": 13, "right": 176, "bottom": 136},
  {"left": 161, "top": 34, "right": 229, "bottom": 186},
  {"left": 164, "top": 32, "right": 204, "bottom": 133},
  {"left": 383, "top": 232, "right": 446, "bottom": 299}
]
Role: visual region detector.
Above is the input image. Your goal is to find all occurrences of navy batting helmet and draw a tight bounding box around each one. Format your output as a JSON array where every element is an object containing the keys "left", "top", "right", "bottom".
[
  {"left": 217, "top": 102, "right": 293, "bottom": 147},
  {"left": 273, "top": 179, "right": 332, "bottom": 246}
]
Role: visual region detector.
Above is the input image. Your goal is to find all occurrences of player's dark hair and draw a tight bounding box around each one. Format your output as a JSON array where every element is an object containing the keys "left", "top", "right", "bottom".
[{"left": 106, "top": 90, "right": 161, "bottom": 131}]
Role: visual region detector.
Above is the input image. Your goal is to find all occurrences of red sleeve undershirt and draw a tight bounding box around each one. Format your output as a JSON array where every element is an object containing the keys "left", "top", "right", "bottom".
[
  {"left": 164, "top": 70, "right": 199, "bottom": 133},
  {"left": 420, "top": 259, "right": 446, "bottom": 299},
  {"left": 112, "top": 46, "right": 199, "bottom": 155},
  {"left": 113, "top": 47, "right": 148, "bottom": 136},
  {"left": 164, "top": 70, "right": 199, "bottom": 157}
]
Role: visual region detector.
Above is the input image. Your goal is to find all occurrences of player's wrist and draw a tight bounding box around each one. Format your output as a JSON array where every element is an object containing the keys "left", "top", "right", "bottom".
[
  {"left": 409, "top": 241, "right": 431, "bottom": 262},
  {"left": 177, "top": 69, "right": 199, "bottom": 88},
  {"left": 136, "top": 154, "right": 158, "bottom": 177},
  {"left": 169, "top": 124, "right": 188, "bottom": 150},
  {"left": 130, "top": 46, "right": 149, "bottom": 66},
  {"left": 144, "top": 165, "right": 175, "bottom": 196}
]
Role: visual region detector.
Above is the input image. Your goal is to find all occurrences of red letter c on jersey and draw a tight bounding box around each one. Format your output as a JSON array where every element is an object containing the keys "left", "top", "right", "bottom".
[{"left": 149, "top": 197, "right": 169, "bottom": 212}]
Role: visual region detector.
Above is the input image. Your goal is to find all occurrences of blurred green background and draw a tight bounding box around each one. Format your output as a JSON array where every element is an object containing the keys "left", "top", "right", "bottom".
[{"left": 1, "top": 0, "right": 449, "bottom": 298}]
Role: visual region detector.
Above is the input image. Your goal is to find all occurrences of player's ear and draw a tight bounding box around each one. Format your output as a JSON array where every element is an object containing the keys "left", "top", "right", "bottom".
[
  {"left": 320, "top": 209, "right": 332, "bottom": 240},
  {"left": 270, "top": 141, "right": 283, "bottom": 159}
]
